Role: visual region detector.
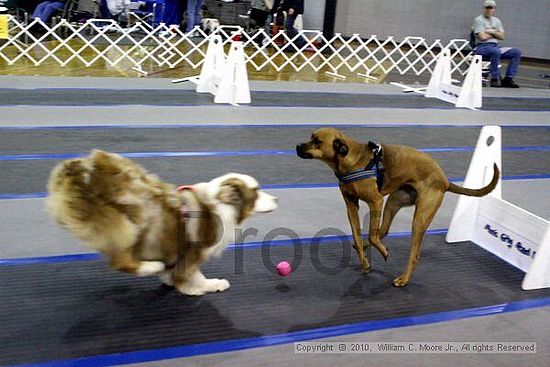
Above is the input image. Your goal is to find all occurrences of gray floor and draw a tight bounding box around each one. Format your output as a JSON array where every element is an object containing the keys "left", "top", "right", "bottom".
[
  {"left": 0, "top": 76, "right": 549, "bottom": 366},
  {"left": 1, "top": 105, "right": 549, "bottom": 126},
  {"left": 2, "top": 76, "right": 549, "bottom": 96},
  {"left": 2, "top": 180, "right": 549, "bottom": 259},
  {"left": 129, "top": 307, "right": 550, "bottom": 367},
  {"left": 2, "top": 89, "right": 549, "bottom": 110}
]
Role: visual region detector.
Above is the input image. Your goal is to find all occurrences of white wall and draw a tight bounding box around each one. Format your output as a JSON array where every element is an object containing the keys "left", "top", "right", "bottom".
[
  {"left": 303, "top": 0, "right": 326, "bottom": 31},
  {"left": 333, "top": 0, "right": 550, "bottom": 59}
]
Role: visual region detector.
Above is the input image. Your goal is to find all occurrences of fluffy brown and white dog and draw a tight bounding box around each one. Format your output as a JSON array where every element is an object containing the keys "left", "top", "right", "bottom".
[{"left": 46, "top": 150, "right": 277, "bottom": 296}]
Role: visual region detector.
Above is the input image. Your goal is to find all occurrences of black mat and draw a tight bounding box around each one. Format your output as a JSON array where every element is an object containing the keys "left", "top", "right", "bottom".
[
  {"left": 1, "top": 125, "right": 549, "bottom": 195},
  {"left": 2, "top": 89, "right": 550, "bottom": 111},
  {"left": 1, "top": 151, "right": 550, "bottom": 195},
  {"left": 1, "top": 126, "right": 549, "bottom": 156},
  {"left": 1, "top": 234, "right": 549, "bottom": 365}
]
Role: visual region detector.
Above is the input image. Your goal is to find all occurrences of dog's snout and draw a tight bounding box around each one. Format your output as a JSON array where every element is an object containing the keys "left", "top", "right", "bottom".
[
  {"left": 255, "top": 191, "right": 278, "bottom": 213},
  {"left": 296, "top": 144, "right": 313, "bottom": 159}
]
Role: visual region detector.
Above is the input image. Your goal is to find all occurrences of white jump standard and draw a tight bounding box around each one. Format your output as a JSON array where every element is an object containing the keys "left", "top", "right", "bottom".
[
  {"left": 446, "top": 126, "right": 550, "bottom": 290},
  {"left": 392, "top": 48, "right": 483, "bottom": 110},
  {"left": 171, "top": 34, "right": 251, "bottom": 106}
]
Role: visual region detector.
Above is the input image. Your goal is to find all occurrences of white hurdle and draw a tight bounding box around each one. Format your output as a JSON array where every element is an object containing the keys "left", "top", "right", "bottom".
[
  {"left": 196, "top": 35, "right": 226, "bottom": 94},
  {"left": 391, "top": 48, "right": 482, "bottom": 110},
  {"left": 446, "top": 126, "right": 550, "bottom": 290},
  {"left": 214, "top": 39, "right": 251, "bottom": 106},
  {"left": 172, "top": 34, "right": 251, "bottom": 106},
  {"left": 172, "top": 35, "right": 225, "bottom": 87}
]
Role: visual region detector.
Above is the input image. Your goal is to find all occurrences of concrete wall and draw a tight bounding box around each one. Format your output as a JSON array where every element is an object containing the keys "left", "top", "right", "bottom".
[
  {"left": 303, "top": 0, "right": 326, "bottom": 31},
  {"left": 331, "top": 0, "right": 550, "bottom": 59}
]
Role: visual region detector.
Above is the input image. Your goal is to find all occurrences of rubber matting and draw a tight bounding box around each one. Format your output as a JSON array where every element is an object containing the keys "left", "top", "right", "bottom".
[
  {"left": 1, "top": 126, "right": 549, "bottom": 155},
  {"left": 1, "top": 234, "right": 549, "bottom": 365},
  {"left": 1, "top": 89, "right": 549, "bottom": 111},
  {"left": 1, "top": 151, "right": 550, "bottom": 195},
  {"left": 1, "top": 126, "right": 549, "bottom": 196}
]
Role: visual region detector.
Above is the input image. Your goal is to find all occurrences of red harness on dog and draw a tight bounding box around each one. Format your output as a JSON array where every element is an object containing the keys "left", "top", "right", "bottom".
[{"left": 176, "top": 185, "right": 195, "bottom": 223}]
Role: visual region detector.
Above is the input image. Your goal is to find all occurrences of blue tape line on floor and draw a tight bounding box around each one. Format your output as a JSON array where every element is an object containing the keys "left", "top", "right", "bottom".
[
  {"left": 11, "top": 297, "right": 550, "bottom": 367},
  {"left": 1, "top": 146, "right": 550, "bottom": 161},
  {"left": 1, "top": 174, "right": 549, "bottom": 200}
]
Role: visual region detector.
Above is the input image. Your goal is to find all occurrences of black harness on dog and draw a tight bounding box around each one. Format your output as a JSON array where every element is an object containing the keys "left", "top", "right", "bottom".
[{"left": 335, "top": 141, "right": 385, "bottom": 191}]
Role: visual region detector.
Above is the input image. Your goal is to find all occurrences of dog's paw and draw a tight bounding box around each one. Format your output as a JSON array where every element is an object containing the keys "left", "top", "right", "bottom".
[
  {"left": 177, "top": 282, "right": 207, "bottom": 296},
  {"left": 383, "top": 248, "right": 389, "bottom": 262},
  {"left": 177, "top": 278, "right": 230, "bottom": 296},
  {"left": 392, "top": 274, "right": 409, "bottom": 287},
  {"left": 159, "top": 271, "right": 174, "bottom": 287},
  {"left": 179, "top": 286, "right": 207, "bottom": 296},
  {"left": 359, "top": 255, "right": 371, "bottom": 274},
  {"left": 206, "top": 278, "right": 230, "bottom": 293},
  {"left": 136, "top": 261, "right": 166, "bottom": 276}
]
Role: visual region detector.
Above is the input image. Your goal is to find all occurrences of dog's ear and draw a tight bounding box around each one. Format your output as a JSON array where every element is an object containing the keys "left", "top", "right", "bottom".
[
  {"left": 217, "top": 183, "right": 242, "bottom": 205},
  {"left": 333, "top": 139, "right": 349, "bottom": 156}
]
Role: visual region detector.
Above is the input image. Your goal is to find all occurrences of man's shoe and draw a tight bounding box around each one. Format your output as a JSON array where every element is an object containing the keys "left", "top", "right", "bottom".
[
  {"left": 489, "top": 78, "right": 501, "bottom": 87},
  {"left": 502, "top": 77, "right": 520, "bottom": 88}
]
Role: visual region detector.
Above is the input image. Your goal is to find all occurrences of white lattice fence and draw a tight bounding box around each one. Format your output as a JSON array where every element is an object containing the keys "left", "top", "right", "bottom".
[{"left": 0, "top": 16, "right": 473, "bottom": 78}]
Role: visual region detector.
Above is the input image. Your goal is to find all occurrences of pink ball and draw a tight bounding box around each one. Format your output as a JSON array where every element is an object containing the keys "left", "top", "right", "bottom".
[{"left": 276, "top": 261, "right": 292, "bottom": 276}]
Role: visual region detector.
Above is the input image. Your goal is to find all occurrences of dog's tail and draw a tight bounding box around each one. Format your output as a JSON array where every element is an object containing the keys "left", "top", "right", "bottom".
[
  {"left": 447, "top": 163, "right": 500, "bottom": 197},
  {"left": 45, "top": 150, "right": 142, "bottom": 249},
  {"left": 46, "top": 158, "right": 97, "bottom": 242},
  {"left": 46, "top": 154, "right": 108, "bottom": 228}
]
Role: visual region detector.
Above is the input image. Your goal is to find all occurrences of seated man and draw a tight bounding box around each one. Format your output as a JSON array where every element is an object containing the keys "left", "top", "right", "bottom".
[
  {"left": 250, "top": 0, "right": 273, "bottom": 29},
  {"left": 472, "top": 0, "right": 521, "bottom": 88},
  {"left": 105, "top": 0, "right": 130, "bottom": 23},
  {"left": 273, "top": 0, "right": 305, "bottom": 49},
  {"left": 248, "top": 0, "right": 273, "bottom": 45}
]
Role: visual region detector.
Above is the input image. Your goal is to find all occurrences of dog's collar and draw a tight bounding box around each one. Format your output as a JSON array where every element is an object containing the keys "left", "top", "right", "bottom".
[
  {"left": 177, "top": 185, "right": 195, "bottom": 192},
  {"left": 177, "top": 185, "right": 195, "bottom": 222},
  {"left": 336, "top": 141, "right": 385, "bottom": 190}
]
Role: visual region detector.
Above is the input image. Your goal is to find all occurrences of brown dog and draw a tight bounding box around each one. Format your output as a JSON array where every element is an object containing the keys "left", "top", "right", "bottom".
[{"left": 297, "top": 128, "right": 499, "bottom": 287}]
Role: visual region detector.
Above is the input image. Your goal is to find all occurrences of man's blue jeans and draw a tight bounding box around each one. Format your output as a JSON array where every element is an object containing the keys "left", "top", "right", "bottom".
[
  {"left": 475, "top": 42, "right": 522, "bottom": 79},
  {"left": 162, "top": 0, "right": 183, "bottom": 27},
  {"left": 32, "top": 1, "right": 64, "bottom": 23},
  {"left": 285, "top": 13, "right": 305, "bottom": 49},
  {"left": 186, "top": 0, "right": 203, "bottom": 32}
]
